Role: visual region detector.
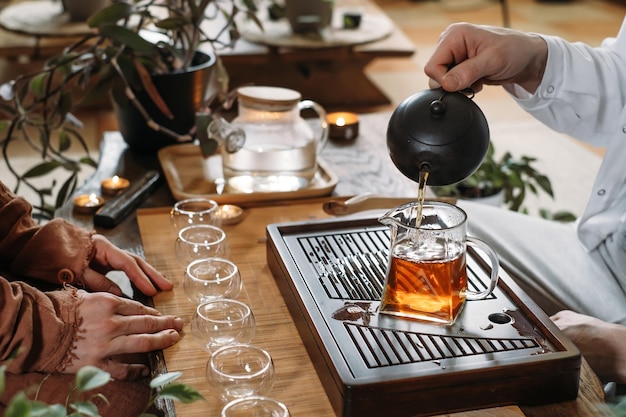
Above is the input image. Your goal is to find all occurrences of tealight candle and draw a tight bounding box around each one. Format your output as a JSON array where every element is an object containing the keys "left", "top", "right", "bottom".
[
  {"left": 327, "top": 112, "right": 359, "bottom": 141},
  {"left": 73, "top": 193, "right": 104, "bottom": 214},
  {"left": 101, "top": 175, "right": 130, "bottom": 196},
  {"left": 214, "top": 204, "right": 244, "bottom": 226}
]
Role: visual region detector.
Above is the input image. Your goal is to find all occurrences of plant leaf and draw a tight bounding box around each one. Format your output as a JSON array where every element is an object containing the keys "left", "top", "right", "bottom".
[
  {"left": 88, "top": 2, "right": 133, "bottom": 28},
  {"left": 80, "top": 156, "right": 98, "bottom": 168},
  {"left": 157, "top": 383, "right": 204, "bottom": 404},
  {"left": 133, "top": 58, "right": 174, "bottom": 119},
  {"left": 70, "top": 401, "right": 100, "bottom": 417},
  {"left": 31, "top": 403, "right": 67, "bottom": 417},
  {"left": 534, "top": 174, "right": 554, "bottom": 197},
  {"left": 56, "top": 173, "right": 78, "bottom": 208},
  {"left": 150, "top": 371, "right": 182, "bottom": 388},
  {"left": 28, "top": 73, "right": 49, "bottom": 98},
  {"left": 97, "top": 25, "right": 159, "bottom": 56},
  {"left": 0, "top": 364, "right": 5, "bottom": 396},
  {"left": 5, "top": 391, "right": 31, "bottom": 417},
  {"left": 22, "top": 161, "right": 62, "bottom": 178},
  {"left": 155, "top": 16, "right": 191, "bottom": 31},
  {"left": 75, "top": 365, "right": 112, "bottom": 392},
  {"left": 58, "top": 92, "right": 74, "bottom": 121},
  {"left": 58, "top": 130, "right": 71, "bottom": 152}
]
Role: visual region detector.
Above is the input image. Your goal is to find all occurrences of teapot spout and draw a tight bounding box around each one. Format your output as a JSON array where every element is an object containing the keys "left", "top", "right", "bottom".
[{"left": 208, "top": 116, "right": 246, "bottom": 154}]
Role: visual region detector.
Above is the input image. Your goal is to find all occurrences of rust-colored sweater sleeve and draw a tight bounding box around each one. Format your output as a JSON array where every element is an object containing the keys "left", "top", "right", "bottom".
[
  {"left": 0, "top": 181, "right": 93, "bottom": 285},
  {"left": 0, "top": 280, "right": 79, "bottom": 373},
  {"left": 0, "top": 181, "right": 92, "bottom": 373}
]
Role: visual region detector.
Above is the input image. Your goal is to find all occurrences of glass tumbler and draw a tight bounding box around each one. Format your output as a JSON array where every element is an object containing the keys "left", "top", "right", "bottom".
[
  {"left": 183, "top": 257, "right": 242, "bottom": 304},
  {"left": 175, "top": 224, "right": 229, "bottom": 266},
  {"left": 207, "top": 344, "right": 275, "bottom": 403},
  {"left": 221, "top": 396, "right": 291, "bottom": 417},
  {"left": 170, "top": 198, "right": 220, "bottom": 230},
  {"left": 191, "top": 299, "right": 256, "bottom": 353}
]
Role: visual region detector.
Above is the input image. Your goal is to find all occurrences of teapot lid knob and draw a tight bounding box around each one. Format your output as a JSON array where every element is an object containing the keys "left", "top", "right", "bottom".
[{"left": 429, "top": 99, "right": 446, "bottom": 117}]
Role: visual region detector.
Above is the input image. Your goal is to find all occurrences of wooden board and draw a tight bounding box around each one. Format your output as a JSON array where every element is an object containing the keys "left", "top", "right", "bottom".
[{"left": 137, "top": 201, "right": 611, "bottom": 417}]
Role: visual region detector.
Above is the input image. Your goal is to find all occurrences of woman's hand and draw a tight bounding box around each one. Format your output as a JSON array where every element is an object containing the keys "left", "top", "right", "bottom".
[
  {"left": 424, "top": 22, "right": 548, "bottom": 94},
  {"left": 82, "top": 234, "right": 173, "bottom": 297},
  {"left": 551, "top": 310, "right": 626, "bottom": 384},
  {"left": 64, "top": 290, "right": 184, "bottom": 380}
]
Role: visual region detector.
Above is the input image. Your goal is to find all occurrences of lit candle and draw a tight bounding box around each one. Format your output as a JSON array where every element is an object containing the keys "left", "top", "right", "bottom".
[
  {"left": 73, "top": 193, "right": 104, "bottom": 214},
  {"left": 101, "top": 175, "right": 130, "bottom": 196},
  {"left": 214, "top": 204, "right": 244, "bottom": 225},
  {"left": 327, "top": 112, "right": 359, "bottom": 141}
]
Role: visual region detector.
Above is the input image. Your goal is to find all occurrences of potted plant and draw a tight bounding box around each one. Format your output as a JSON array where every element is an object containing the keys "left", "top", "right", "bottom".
[
  {"left": 0, "top": 362, "right": 204, "bottom": 416},
  {"left": 0, "top": 0, "right": 260, "bottom": 220},
  {"left": 431, "top": 142, "right": 555, "bottom": 213}
]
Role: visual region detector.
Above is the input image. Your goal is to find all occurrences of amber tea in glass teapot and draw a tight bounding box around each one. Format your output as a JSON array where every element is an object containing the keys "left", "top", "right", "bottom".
[{"left": 221, "top": 86, "right": 329, "bottom": 193}]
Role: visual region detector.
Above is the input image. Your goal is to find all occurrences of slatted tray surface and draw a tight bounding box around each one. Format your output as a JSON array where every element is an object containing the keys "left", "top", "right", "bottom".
[{"left": 266, "top": 216, "right": 581, "bottom": 417}]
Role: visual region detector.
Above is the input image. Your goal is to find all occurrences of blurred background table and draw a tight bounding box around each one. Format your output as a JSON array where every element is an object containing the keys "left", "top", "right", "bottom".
[
  {"left": 212, "top": 0, "right": 415, "bottom": 109},
  {"left": 0, "top": 0, "right": 414, "bottom": 109}
]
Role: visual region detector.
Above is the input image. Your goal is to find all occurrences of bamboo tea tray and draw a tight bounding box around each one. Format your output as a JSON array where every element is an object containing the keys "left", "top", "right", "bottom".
[
  {"left": 266, "top": 216, "right": 582, "bottom": 417},
  {"left": 157, "top": 143, "right": 338, "bottom": 205}
]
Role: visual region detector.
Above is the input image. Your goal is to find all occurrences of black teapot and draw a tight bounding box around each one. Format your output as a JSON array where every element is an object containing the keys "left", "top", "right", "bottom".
[{"left": 386, "top": 88, "right": 490, "bottom": 186}]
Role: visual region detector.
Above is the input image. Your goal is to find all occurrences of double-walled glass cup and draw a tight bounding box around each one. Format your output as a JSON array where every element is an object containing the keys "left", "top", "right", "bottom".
[
  {"left": 191, "top": 299, "right": 256, "bottom": 353},
  {"left": 207, "top": 344, "right": 275, "bottom": 403},
  {"left": 175, "top": 224, "right": 229, "bottom": 266},
  {"left": 170, "top": 198, "right": 219, "bottom": 230},
  {"left": 221, "top": 396, "right": 291, "bottom": 417},
  {"left": 183, "top": 257, "right": 242, "bottom": 304}
]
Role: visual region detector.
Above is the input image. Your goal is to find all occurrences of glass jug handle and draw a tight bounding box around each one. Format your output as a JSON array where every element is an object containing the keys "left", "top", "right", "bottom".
[
  {"left": 298, "top": 99, "right": 329, "bottom": 154},
  {"left": 465, "top": 237, "right": 500, "bottom": 301}
]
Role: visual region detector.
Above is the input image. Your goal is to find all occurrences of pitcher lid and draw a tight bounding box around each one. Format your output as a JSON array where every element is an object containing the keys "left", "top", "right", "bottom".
[{"left": 237, "top": 86, "right": 301, "bottom": 111}]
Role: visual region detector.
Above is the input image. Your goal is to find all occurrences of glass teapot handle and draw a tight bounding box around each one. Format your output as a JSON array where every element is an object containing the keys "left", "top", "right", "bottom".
[{"left": 298, "top": 100, "right": 329, "bottom": 154}]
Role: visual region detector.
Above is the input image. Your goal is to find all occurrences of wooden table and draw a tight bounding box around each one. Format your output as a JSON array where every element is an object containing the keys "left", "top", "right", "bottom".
[
  {"left": 212, "top": 0, "right": 415, "bottom": 109},
  {"left": 54, "top": 112, "right": 612, "bottom": 416},
  {"left": 137, "top": 202, "right": 613, "bottom": 417},
  {"left": 0, "top": 0, "right": 414, "bottom": 109}
]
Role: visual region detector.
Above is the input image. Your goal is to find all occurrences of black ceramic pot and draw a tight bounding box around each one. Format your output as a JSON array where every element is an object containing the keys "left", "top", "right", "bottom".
[
  {"left": 112, "top": 51, "right": 216, "bottom": 154},
  {"left": 386, "top": 88, "right": 490, "bottom": 186}
]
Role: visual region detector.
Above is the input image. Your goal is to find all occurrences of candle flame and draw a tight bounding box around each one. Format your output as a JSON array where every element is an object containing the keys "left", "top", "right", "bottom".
[
  {"left": 336, "top": 117, "right": 346, "bottom": 127},
  {"left": 112, "top": 175, "right": 120, "bottom": 184},
  {"left": 88, "top": 193, "right": 99, "bottom": 204}
]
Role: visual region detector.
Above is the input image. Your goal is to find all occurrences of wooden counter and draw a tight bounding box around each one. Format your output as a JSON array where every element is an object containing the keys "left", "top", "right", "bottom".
[{"left": 138, "top": 202, "right": 613, "bottom": 417}]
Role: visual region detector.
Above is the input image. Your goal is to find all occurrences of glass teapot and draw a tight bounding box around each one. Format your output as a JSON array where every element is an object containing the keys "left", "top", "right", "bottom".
[{"left": 220, "top": 86, "right": 329, "bottom": 193}]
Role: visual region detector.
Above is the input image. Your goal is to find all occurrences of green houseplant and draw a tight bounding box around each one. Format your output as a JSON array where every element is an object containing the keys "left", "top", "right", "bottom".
[
  {"left": 0, "top": 363, "right": 203, "bottom": 417},
  {"left": 431, "top": 142, "right": 555, "bottom": 213},
  {"left": 0, "top": 0, "right": 259, "bottom": 220}
]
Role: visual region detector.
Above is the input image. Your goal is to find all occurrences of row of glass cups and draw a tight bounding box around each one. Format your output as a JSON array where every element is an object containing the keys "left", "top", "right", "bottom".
[{"left": 170, "top": 198, "right": 291, "bottom": 416}]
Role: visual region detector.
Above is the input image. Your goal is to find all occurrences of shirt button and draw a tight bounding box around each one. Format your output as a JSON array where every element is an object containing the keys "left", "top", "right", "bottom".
[
  {"left": 546, "top": 85, "right": 555, "bottom": 94},
  {"left": 57, "top": 268, "right": 75, "bottom": 285},
  {"left": 597, "top": 189, "right": 606, "bottom": 196}
]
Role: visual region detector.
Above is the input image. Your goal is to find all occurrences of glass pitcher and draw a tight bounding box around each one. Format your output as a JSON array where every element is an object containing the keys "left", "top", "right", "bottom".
[
  {"left": 221, "top": 86, "right": 329, "bottom": 193},
  {"left": 378, "top": 201, "right": 499, "bottom": 325}
]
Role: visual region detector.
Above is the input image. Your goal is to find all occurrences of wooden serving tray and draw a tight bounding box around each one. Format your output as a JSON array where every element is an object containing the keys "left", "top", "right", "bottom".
[
  {"left": 266, "top": 216, "right": 582, "bottom": 417},
  {"left": 158, "top": 143, "right": 338, "bottom": 205}
]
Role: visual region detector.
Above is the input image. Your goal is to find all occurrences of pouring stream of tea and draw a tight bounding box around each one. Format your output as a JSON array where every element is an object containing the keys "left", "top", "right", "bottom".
[{"left": 410, "top": 169, "right": 429, "bottom": 243}]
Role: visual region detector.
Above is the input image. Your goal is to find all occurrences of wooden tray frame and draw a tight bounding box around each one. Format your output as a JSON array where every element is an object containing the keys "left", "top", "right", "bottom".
[
  {"left": 266, "top": 215, "right": 582, "bottom": 417},
  {"left": 158, "top": 143, "right": 339, "bottom": 205}
]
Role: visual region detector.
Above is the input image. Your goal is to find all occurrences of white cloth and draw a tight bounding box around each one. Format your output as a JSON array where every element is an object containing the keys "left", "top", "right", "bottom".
[
  {"left": 477, "top": 18, "right": 626, "bottom": 324},
  {"left": 460, "top": 200, "right": 626, "bottom": 324}
]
